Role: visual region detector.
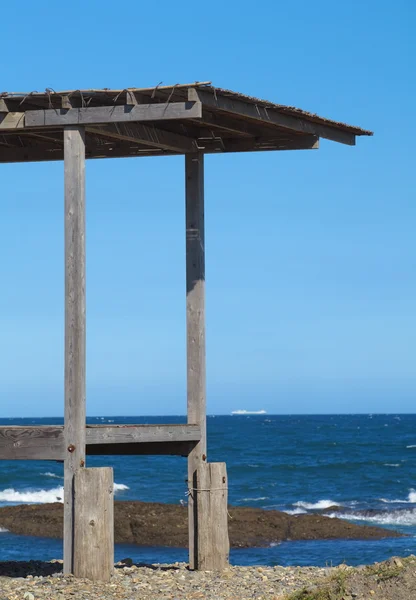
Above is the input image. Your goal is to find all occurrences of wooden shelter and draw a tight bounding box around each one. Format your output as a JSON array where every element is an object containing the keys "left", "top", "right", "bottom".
[{"left": 0, "top": 82, "right": 372, "bottom": 579}]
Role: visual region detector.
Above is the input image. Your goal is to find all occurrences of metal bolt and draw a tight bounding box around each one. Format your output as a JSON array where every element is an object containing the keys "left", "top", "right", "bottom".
[
  {"left": 67, "top": 445, "right": 75, "bottom": 453},
  {"left": 202, "top": 454, "right": 207, "bottom": 461}
]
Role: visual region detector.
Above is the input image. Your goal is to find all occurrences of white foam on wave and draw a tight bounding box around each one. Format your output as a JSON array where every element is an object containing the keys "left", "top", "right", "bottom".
[
  {"left": 0, "top": 527, "right": 9, "bottom": 533},
  {"left": 293, "top": 499, "right": 339, "bottom": 510},
  {"left": 42, "top": 472, "right": 63, "bottom": 479},
  {"left": 326, "top": 509, "right": 416, "bottom": 527},
  {"left": 0, "top": 486, "right": 64, "bottom": 504},
  {"left": 407, "top": 445, "right": 416, "bottom": 448},
  {"left": 284, "top": 508, "right": 307, "bottom": 515},
  {"left": 114, "top": 483, "right": 129, "bottom": 492},
  {"left": 0, "top": 482, "right": 129, "bottom": 504},
  {"left": 379, "top": 490, "right": 416, "bottom": 504},
  {"left": 241, "top": 497, "right": 269, "bottom": 502},
  {"left": 384, "top": 464, "right": 400, "bottom": 467}
]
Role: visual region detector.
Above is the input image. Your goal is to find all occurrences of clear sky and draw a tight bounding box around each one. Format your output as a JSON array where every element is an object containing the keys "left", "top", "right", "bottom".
[{"left": 0, "top": 1, "right": 414, "bottom": 416}]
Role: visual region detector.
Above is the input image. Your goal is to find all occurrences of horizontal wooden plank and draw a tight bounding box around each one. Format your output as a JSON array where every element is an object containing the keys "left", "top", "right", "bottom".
[
  {"left": 0, "top": 427, "right": 65, "bottom": 460},
  {"left": 86, "top": 424, "right": 201, "bottom": 445},
  {"left": 86, "top": 441, "right": 196, "bottom": 456},
  {"left": 24, "top": 102, "right": 202, "bottom": 129},
  {"left": 86, "top": 122, "right": 198, "bottom": 153},
  {"left": 190, "top": 89, "right": 355, "bottom": 146}
]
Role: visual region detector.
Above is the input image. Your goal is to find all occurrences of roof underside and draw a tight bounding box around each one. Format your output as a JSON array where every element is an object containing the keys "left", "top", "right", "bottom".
[{"left": 0, "top": 82, "right": 372, "bottom": 163}]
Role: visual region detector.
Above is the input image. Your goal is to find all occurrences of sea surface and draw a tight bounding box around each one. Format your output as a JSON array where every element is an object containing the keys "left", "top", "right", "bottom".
[{"left": 0, "top": 414, "right": 415, "bottom": 566}]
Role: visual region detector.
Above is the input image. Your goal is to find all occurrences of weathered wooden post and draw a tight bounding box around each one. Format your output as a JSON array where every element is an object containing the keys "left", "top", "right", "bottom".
[
  {"left": 63, "top": 126, "right": 87, "bottom": 575},
  {"left": 74, "top": 468, "right": 114, "bottom": 581},
  {"left": 185, "top": 154, "right": 229, "bottom": 570},
  {"left": 186, "top": 152, "right": 207, "bottom": 569},
  {"left": 196, "top": 462, "right": 229, "bottom": 570}
]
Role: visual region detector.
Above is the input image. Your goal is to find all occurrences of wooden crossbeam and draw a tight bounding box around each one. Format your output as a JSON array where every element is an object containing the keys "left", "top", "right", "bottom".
[
  {"left": 86, "top": 424, "right": 201, "bottom": 445},
  {"left": 189, "top": 89, "right": 356, "bottom": 146},
  {"left": 0, "top": 424, "right": 201, "bottom": 460},
  {"left": 22, "top": 102, "right": 202, "bottom": 129},
  {"left": 86, "top": 122, "right": 198, "bottom": 153},
  {"left": 0, "top": 427, "right": 65, "bottom": 460}
]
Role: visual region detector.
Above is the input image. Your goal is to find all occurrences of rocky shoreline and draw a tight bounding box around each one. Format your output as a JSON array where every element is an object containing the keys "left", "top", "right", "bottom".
[
  {"left": 0, "top": 501, "right": 403, "bottom": 547},
  {"left": 0, "top": 556, "right": 414, "bottom": 599}
]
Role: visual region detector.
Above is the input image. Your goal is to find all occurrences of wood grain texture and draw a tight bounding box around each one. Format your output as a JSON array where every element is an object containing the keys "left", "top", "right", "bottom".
[
  {"left": 86, "top": 424, "right": 201, "bottom": 445},
  {"left": 74, "top": 468, "right": 114, "bottom": 581},
  {"left": 64, "top": 126, "right": 87, "bottom": 575},
  {"left": 196, "top": 463, "right": 229, "bottom": 570},
  {"left": 25, "top": 102, "right": 202, "bottom": 128},
  {"left": 185, "top": 152, "right": 207, "bottom": 570},
  {"left": 189, "top": 88, "right": 355, "bottom": 146},
  {"left": 0, "top": 427, "right": 65, "bottom": 460}
]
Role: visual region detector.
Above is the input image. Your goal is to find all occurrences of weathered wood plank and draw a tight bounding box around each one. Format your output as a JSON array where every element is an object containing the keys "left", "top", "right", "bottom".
[
  {"left": 0, "top": 112, "right": 25, "bottom": 129},
  {"left": 0, "top": 427, "right": 65, "bottom": 460},
  {"left": 24, "top": 102, "right": 202, "bottom": 128},
  {"left": 86, "top": 424, "right": 201, "bottom": 445},
  {"left": 185, "top": 152, "right": 207, "bottom": 570},
  {"left": 189, "top": 89, "right": 355, "bottom": 146},
  {"left": 196, "top": 463, "right": 229, "bottom": 570},
  {"left": 86, "top": 122, "right": 198, "bottom": 153},
  {"left": 74, "top": 468, "right": 114, "bottom": 581},
  {"left": 64, "top": 126, "right": 87, "bottom": 575}
]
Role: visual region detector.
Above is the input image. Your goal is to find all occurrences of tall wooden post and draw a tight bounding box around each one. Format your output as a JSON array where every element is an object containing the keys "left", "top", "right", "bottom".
[
  {"left": 64, "top": 126, "right": 86, "bottom": 574},
  {"left": 186, "top": 153, "right": 207, "bottom": 569}
]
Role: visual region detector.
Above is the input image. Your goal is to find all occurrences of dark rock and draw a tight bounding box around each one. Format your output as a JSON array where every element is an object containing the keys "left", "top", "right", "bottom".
[{"left": 0, "top": 501, "right": 404, "bottom": 549}]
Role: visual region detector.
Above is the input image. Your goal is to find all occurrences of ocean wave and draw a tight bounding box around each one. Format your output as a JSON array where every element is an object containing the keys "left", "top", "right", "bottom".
[
  {"left": 325, "top": 509, "right": 416, "bottom": 527},
  {"left": 41, "top": 472, "right": 63, "bottom": 479},
  {"left": 406, "top": 445, "right": 416, "bottom": 448},
  {"left": 0, "top": 527, "right": 9, "bottom": 533},
  {"left": 114, "top": 483, "right": 129, "bottom": 492},
  {"left": 284, "top": 508, "right": 307, "bottom": 515},
  {"left": 241, "top": 497, "right": 269, "bottom": 502},
  {"left": 384, "top": 464, "right": 400, "bottom": 467},
  {"left": 293, "top": 499, "right": 339, "bottom": 510},
  {"left": 0, "top": 482, "right": 129, "bottom": 504},
  {"left": 379, "top": 490, "right": 416, "bottom": 504}
]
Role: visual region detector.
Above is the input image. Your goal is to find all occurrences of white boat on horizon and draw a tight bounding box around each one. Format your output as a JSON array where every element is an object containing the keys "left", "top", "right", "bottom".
[{"left": 231, "top": 409, "right": 267, "bottom": 415}]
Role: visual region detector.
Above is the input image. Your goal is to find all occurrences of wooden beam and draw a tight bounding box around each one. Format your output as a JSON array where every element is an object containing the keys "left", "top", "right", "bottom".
[
  {"left": 0, "top": 112, "right": 24, "bottom": 130},
  {"left": 185, "top": 152, "right": 207, "bottom": 570},
  {"left": 86, "top": 441, "right": 197, "bottom": 456},
  {"left": 24, "top": 102, "right": 202, "bottom": 129},
  {"left": 86, "top": 424, "right": 201, "bottom": 445},
  {"left": 86, "top": 122, "right": 198, "bottom": 153},
  {"left": 201, "top": 135, "right": 319, "bottom": 153},
  {"left": 189, "top": 89, "right": 355, "bottom": 146},
  {"left": 64, "top": 126, "right": 87, "bottom": 575},
  {"left": 0, "top": 427, "right": 65, "bottom": 460}
]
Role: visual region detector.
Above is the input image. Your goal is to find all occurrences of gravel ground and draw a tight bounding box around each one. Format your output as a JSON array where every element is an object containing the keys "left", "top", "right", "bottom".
[{"left": 0, "top": 556, "right": 414, "bottom": 599}]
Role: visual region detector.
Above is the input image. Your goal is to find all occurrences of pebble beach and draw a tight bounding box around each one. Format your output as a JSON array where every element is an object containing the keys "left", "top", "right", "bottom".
[{"left": 0, "top": 556, "right": 415, "bottom": 600}]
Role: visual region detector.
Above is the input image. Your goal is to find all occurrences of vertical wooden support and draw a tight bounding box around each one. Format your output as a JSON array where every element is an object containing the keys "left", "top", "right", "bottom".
[
  {"left": 64, "top": 126, "right": 86, "bottom": 575},
  {"left": 196, "top": 463, "right": 229, "bottom": 570},
  {"left": 74, "top": 468, "right": 114, "bottom": 581},
  {"left": 185, "top": 152, "right": 207, "bottom": 569}
]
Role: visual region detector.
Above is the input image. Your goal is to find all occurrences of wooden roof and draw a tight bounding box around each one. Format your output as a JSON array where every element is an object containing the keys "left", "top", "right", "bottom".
[{"left": 0, "top": 82, "right": 372, "bottom": 163}]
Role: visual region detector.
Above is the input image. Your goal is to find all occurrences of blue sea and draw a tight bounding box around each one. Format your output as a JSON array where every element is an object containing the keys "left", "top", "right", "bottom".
[{"left": 0, "top": 414, "right": 415, "bottom": 567}]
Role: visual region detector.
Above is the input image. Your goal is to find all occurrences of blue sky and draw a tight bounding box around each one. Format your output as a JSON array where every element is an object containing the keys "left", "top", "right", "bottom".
[{"left": 0, "top": 1, "right": 414, "bottom": 416}]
